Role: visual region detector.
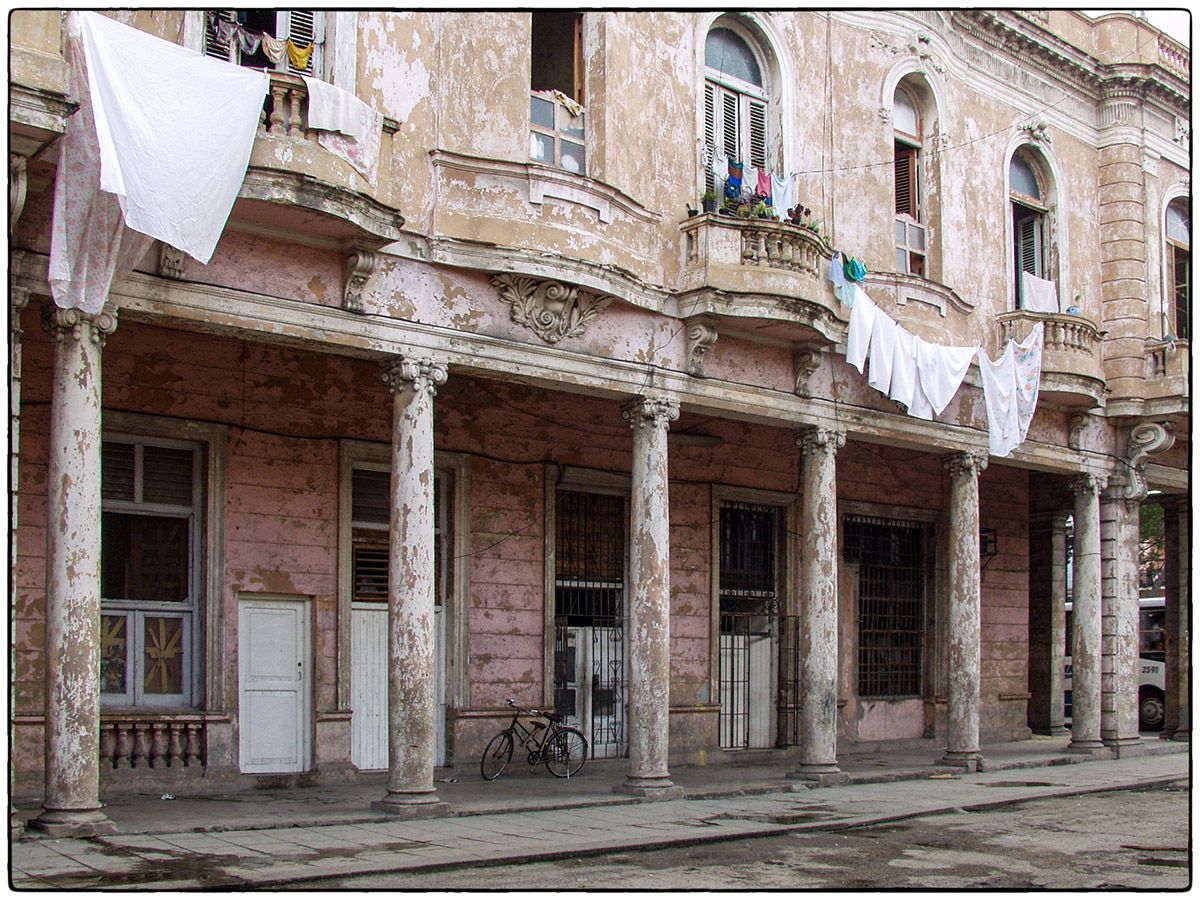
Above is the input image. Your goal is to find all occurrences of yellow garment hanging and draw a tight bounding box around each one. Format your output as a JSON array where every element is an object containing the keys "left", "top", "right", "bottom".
[{"left": 286, "top": 39, "right": 313, "bottom": 71}]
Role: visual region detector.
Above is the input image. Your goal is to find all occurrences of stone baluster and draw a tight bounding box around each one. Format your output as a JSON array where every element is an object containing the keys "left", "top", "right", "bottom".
[
  {"left": 791, "top": 426, "right": 846, "bottom": 782},
  {"left": 269, "top": 81, "right": 287, "bottom": 134},
  {"left": 288, "top": 86, "right": 304, "bottom": 138},
  {"left": 940, "top": 451, "right": 988, "bottom": 770},
  {"left": 31, "top": 306, "right": 117, "bottom": 837},
  {"left": 185, "top": 724, "right": 203, "bottom": 767},
  {"left": 132, "top": 724, "right": 150, "bottom": 768},
  {"left": 373, "top": 356, "right": 451, "bottom": 819},
  {"left": 1069, "top": 472, "right": 1107, "bottom": 752},
  {"left": 617, "top": 396, "right": 683, "bottom": 799},
  {"left": 168, "top": 725, "right": 184, "bottom": 767},
  {"left": 98, "top": 725, "right": 116, "bottom": 770},
  {"left": 115, "top": 724, "right": 134, "bottom": 769}
]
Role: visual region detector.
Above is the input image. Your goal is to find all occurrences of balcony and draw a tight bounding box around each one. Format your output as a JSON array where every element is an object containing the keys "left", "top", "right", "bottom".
[
  {"left": 1143, "top": 338, "right": 1190, "bottom": 415},
  {"left": 234, "top": 73, "right": 405, "bottom": 247},
  {"left": 996, "top": 310, "right": 1106, "bottom": 408},
  {"left": 677, "top": 214, "right": 842, "bottom": 345}
]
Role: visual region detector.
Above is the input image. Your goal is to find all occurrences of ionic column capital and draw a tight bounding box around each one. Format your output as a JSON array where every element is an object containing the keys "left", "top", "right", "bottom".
[
  {"left": 794, "top": 425, "right": 845, "bottom": 456},
  {"left": 1071, "top": 471, "right": 1108, "bottom": 497},
  {"left": 943, "top": 450, "right": 988, "bottom": 480},
  {"left": 380, "top": 355, "right": 448, "bottom": 398},
  {"left": 10, "top": 285, "right": 30, "bottom": 337},
  {"left": 40, "top": 304, "right": 118, "bottom": 348},
  {"left": 622, "top": 396, "right": 680, "bottom": 432}
]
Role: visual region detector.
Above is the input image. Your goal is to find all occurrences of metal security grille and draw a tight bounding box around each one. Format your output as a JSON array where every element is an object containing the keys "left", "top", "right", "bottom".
[
  {"left": 553, "top": 490, "right": 627, "bottom": 758},
  {"left": 718, "top": 502, "right": 780, "bottom": 749},
  {"left": 776, "top": 615, "right": 802, "bottom": 747},
  {"left": 844, "top": 514, "right": 927, "bottom": 698}
]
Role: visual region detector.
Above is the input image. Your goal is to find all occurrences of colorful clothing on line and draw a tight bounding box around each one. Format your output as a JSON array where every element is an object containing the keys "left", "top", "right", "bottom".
[
  {"left": 843, "top": 256, "right": 868, "bottom": 283},
  {"left": 757, "top": 168, "right": 772, "bottom": 202},
  {"left": 260, "top": 33, "right": 287, "bottom": 65},
  {"left": 287, "top": 39, "right": 314, "bottom": 71}
]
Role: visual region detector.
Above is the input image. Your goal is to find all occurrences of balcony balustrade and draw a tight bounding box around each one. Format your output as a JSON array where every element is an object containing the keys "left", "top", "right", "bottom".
[{"left": 996, "top": 310, "right": 1106, "bottom": 407}]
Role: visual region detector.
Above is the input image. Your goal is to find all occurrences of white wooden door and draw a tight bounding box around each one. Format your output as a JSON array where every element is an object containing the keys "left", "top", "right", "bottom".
[
  {"left": 351, "top": 604, "right": 445, "bottom": 770},
  {"left": 238, "top": 597, "right": 310, "bottom": 774}
]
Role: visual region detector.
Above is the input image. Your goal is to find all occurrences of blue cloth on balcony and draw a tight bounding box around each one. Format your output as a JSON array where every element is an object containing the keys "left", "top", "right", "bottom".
[{"left": 843, "top": 256, "right": 868, "bottom": 283}]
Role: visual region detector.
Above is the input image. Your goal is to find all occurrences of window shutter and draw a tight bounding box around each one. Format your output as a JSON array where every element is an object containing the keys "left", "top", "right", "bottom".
[
  {"left": 704, "top": 82, "right": 716, "bottom": 152},
  {"left": 352, "top": 546, "right": 389, "bottom": 603},
  {"left": 747, "top": 98, "right": 767, "bottom": 169},
  {"left": 720, "top": 89, "right": 739, "bottom": 160},
  {"left": 1017, "top": 214, "right": 1039, "bottom": 275},
  {"left": 894, "top": 148, "right": 914, "bottom": 217},
  {"left": 141, "top": 446, "right": 195, "bottom": 507},
  {"left": 204, "top": 9, "right": 236, "bottom": 61},
  {"left": 281, "top": 10, "right": 323, "bottom": 76},
  {"left": 102, "top": 442, "right": 136, "bottom": 502}
]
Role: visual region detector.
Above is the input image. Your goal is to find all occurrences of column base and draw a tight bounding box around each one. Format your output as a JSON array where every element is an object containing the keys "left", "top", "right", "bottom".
[
  {"left": 11, "top": 807, "right": 25, "bottom": 842},
  {"left": 938, "top": 751, "right": 983, "bottom": 772},
  {"left": 614, "top": 776, "right": 684, "bottom": 800},
  {"left": 1102, "top": 737, "right": 1144, "bottom": 759},
  {"left": 1067, "top": 738, "right": 1106, "bottom": 753},
  {"left": 30, "top": 808, "right": 118, "bottom": 837},
  {"left": 1161, "top": 729, "right": 1190, "bottom": 743},
  {"left": 372, "top": 792, "right": 450, "bottom": 819},
  {"left": 788, "top": 764, "right": 847, "bottom": 786}
]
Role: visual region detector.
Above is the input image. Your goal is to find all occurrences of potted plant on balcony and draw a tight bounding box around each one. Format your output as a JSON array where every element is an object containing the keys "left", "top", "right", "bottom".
[{"left": 701, "top": 189, "right": 718, "bottom": 214}]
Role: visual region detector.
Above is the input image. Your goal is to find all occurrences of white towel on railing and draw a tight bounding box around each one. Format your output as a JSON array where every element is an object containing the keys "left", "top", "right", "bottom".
[
  {"left": 1020, "top": 272, "right": 1060, "bottom": 313},
  {"left": 54, "top": 12, "right": 267, "bottom": 283},
  {"left": 303, "top": 75, "right": 383, "bottom": 185}
]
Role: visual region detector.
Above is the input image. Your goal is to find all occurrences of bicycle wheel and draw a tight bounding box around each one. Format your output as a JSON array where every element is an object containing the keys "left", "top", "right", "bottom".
[
  {"left": 481, "top": 731, "right": 514, "bottom": 780},
  {"left": 543, "top": 726, "right": 588, "bottom": 778}
]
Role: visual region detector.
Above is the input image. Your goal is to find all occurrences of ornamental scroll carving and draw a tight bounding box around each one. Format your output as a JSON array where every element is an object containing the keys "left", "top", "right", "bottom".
[
  {"left": 1120, "top": 421, "right": 1175, "bottom": 501},
  {"left": 491, "top": 274, "right": 612, "bottom": 344}
]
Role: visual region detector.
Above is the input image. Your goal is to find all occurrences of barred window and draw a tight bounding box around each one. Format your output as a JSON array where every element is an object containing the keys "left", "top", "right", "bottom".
[
  {"left": 555, "top": 489, "right": 625, "bottom": 624},
  {"left": 844, "top": 514, "right": 928, "bottom": 698},
  {"left": 101, "top": 438, "right": 202, "bottom": 707}
]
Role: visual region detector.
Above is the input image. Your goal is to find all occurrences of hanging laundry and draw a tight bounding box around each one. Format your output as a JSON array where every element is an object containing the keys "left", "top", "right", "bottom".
[
  {"left": 235, "top": 27, "right": 261, "bottom": 56},
  {"left": 1020, "top": 272, "right": 1059, "bottom": 313},
  {"left": 828, "top": 251, "right": 846, "bottom": 296},
  {"left": 712, "top": 152, "right": 729, "bottom": 184},
  {"left": 725, "top": 158, "right": 743, "bottom": 197},
  {"left": 52, "top": 10, "right": 269, "bottom": 283},
  {"left": 907, "top": 366, "right": 935, "bottom": 420},
  {"left": 867, "top": 309, "right": 899, "bottom": 394},
  {"left": 260, "top": 33, "right": 287, "bottom": 65},
  {"left": 915, "top": 338, "right": 978, "bottom": 415},
  {"left": 211, "top": 14, "right": 237, "bottom": 47},
  {"left": 1013, "top": 322, "right": 1045, "bottom": 445},
  {"left": 845, "top": 285, "right": 877, "bottom": 374},
  {"left": 304, "top": 75, "right": 383, "bottom": 185},
  {"left": 843, "top": 256, "right": 868, "bottom": 283},
  {"left": 770, "top": 173, "right": 794, "bottom": 220},
  {"left": 286, "top": 39, "right": 314, "bottom": 71},
  {"left": 889, "top": 326, "right": 917, "bottom": 408},
  {"left": 757, "top": 168, "right": 772, "bottom": 202}
]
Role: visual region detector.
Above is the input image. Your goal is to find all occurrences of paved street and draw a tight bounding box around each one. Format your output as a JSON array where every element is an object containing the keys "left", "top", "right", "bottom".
[
  {"left": 9, "top": 746, "right": 1188, "bottom": 890},
  {"left": 301, "top": 783, "right": 1190, "bottom": 890}
]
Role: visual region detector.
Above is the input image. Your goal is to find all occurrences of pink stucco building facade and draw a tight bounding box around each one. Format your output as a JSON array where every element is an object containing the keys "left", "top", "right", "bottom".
[{"left": 8, "top": 9, "right": 1189, "bottom": 835}]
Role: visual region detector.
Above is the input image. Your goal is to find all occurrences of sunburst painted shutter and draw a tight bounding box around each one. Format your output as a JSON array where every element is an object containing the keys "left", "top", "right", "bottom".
[
  {"left": 281, "top": 10, "right": 324, "bottom": 76},
  {"left": 204, "top": 9, "right": 236, "bottom": 61},
  {"left": 747, "top": 98, "right": 767, "bottom": 169}
]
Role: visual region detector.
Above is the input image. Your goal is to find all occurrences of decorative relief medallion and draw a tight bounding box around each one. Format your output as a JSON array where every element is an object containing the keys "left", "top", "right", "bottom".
[
  {"left": 1021, "top": 119, "right": 1052, "bottom": 145},
  {"left": 491, "top": 273, "right": 613, "bottom": 344},
  {"left": 792, "top": 348, "right": 822, "bottom": 397},
  {"left": 344, "top": 249, "right": 378, "bottom": 313},
  {"left": 158, "top": 243, "right": 186, "bottom": 279},
  {"left": 684, "top": 317, "right": 718, "bottom": 377},
  {"left": 1067, "top": 412, "right": 1089, "bottom": 451}
]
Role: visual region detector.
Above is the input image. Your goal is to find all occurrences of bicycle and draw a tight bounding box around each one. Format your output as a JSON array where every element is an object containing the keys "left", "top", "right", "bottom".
[{"left": 480, "top": 697, "right": 588, "bottom": 780}]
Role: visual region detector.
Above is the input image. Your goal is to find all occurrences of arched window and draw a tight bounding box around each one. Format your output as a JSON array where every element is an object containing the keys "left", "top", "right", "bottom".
[
  {"left": 1165, "top": 198, "right": 1190, "bottom": 339},
  {"left": 893, "top": 84, "right": 925, "bottom": 276},
  {"left": 1009, "top": 149, "right": 1055, "bottom": 310},
  {"left": 704, "top": 23, "right": 769, "bottom": 183}
]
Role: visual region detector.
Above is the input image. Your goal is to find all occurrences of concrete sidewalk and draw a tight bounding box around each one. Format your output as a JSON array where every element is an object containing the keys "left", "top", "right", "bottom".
[{"left": 9, "top": 737, "right": 1188, "bottom": 889}]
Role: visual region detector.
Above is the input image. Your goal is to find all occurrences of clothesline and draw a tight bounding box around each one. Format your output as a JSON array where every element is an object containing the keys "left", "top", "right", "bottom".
[{"left": 830, "top": 255, "right": 1044, "bottom": 457}]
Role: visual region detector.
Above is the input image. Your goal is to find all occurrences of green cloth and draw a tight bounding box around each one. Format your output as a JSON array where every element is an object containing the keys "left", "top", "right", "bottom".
[{"left": 843, "top": 256, "right": 868, "bottom": 283}]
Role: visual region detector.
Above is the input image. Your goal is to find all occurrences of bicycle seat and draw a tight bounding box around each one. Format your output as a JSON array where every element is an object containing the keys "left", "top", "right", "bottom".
[{"left": 545, "top": 712, "right": 563, "bottom": 723}]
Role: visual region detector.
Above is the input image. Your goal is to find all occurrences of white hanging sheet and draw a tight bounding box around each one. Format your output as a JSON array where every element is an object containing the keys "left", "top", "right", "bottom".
[
  {"left": 72, "top": 11, "right": 268, "bottom": 264},
  {"left": 889, "top": 325, "right": 917, "bottom": 408},
  {"left": 978, "top": 322, "right": 1044, "bottom": 457},
  {"left": 1020, "top": 272, "right": 1060, "bottom": 313},
  {"left": 845, "top": 286, "right": 877, "bottom": 374},
  {"left": 304, "top": 75, "right": 383, "bottom": 185},
  {"left": 867, "top": 308, "right": 899, "bottom": 394},
  {"left": 915, "top": 338, "right": 978, "bottom": 415}
]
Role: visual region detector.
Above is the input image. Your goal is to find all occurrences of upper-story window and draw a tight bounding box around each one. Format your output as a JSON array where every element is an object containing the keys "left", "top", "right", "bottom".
[
  {"left": 530, "top": 11, "right": 585, "bottom": 174},
  {"left": 1009, "top": 149, "right": 1057, "bottom": 311},
  {"left": 704, "top": 24, "right": 768, "bottom": 181},
  {"left": 1165, "top": 197, "right": 1190, "bottom": 339},
  {"left": 893, "top": 85, "right": 925, "bottom": 277},
  {"left": 204, "top": 10, "right": 324, "bottom": 77},
  {"left": 101, "top": 436, "right": 203, "bottom": 707}
]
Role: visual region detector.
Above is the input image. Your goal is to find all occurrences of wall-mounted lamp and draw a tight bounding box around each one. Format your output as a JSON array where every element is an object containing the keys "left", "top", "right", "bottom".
[{"left": 980, "top": 528, "right": 999, "bottom": 571}]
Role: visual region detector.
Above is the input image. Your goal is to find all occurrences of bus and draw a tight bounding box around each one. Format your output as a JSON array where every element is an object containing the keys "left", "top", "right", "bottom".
[{"left": 1064, "top": 596, "right": 1166, "bottom": 731}]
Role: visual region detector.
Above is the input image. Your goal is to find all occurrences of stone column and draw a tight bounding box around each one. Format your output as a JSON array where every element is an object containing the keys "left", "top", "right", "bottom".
[
  {"left": 1161, "top": 497, "right": 1189, "bottom": 741},
  {"left": 10, "top": 287, "right": 29, "bottom": 841},
  {"left": 1028, "top": 511, "right": 1069, "bottom": 735},
  {"left": 940, "top": 451, "right": 987, "bottom": 770},
  {"left": 616, "top": 396, "right": 682, "bottom": 799},
  {"left": 373, "top": 356, "right": 450, "bottom": 818},
  {"left": 31, "top": 306, "right": 118, "bottom": 837},
  {"left": 790, "top": 426, "right": 845, "bottom": 782},
  {"left": 1100, "top": 488, "right": 1141, "bottom": 751},
  {"left": 1068, "top": 473, "right": 1107, "bottom": 752}
]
